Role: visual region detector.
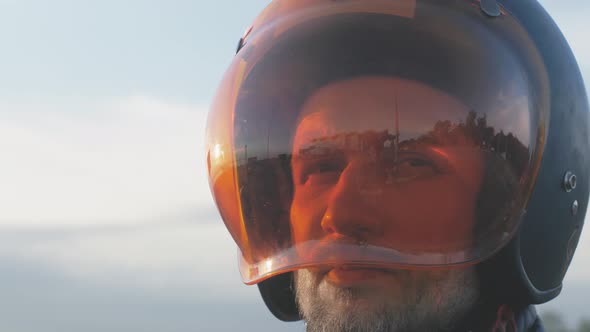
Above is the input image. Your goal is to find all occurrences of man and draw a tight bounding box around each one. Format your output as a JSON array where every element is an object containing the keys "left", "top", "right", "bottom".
[
  {"left": 205, "top": 0, "right": 589, "bottom": 331},
  {"left": 290, "top": 77, "right": 485, "bottom": 331}
]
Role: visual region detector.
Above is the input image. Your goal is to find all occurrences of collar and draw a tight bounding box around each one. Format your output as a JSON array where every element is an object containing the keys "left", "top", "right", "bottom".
[
  {"left": 489, "top": 305, "right": 544, "bottom": 332},
  {"left": 453, "top": 303, "right": 544, "bottom": 332}
]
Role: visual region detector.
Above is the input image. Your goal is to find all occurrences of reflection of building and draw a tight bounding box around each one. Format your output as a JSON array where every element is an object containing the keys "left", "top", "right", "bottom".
[
  {"left": 297, "top": 130, "right": 396, "bottom": 157},
  {"left": 293, "top": 110, "right": 529, "bottom": 177},
  {"left": 235, "top": 152, "right": 292, "bottom": 259},
  {"left": 420, "top": 111, "right": 529, "bottom": 173}
]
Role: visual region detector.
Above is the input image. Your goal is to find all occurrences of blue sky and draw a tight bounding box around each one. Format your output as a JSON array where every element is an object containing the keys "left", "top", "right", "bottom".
[
  {"left": 0, "top": 0, "right": 266, "bottom": 102},
  {"left": 0, "top": 1, "right": 588, "bottom": 331}
]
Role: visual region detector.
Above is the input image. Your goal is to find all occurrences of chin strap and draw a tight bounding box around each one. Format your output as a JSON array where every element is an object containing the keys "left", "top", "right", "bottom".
[{"left": 491, "top": 305, "right": 518, "bottom": 332}]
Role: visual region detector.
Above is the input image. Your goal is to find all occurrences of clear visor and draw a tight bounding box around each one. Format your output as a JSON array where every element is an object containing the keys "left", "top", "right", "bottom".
[{"left": 206, "top": 0, "right": 546, "bottom": 284}]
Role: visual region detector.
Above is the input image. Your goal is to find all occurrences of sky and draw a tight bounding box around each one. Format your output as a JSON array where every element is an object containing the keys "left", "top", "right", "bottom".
[{"left": 0, "top": 0, "right": 588, "bottom": 331}]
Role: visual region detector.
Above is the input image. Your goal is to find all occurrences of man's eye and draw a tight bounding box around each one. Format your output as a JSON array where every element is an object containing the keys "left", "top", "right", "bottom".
[
  {"left": 406, "top": 159, "right": 431, "bottom": 167},
  {"left": 391, "top": 157, "right": 439, "bottom": 183},
  {"left": 307, "top": 171, "right": 341, "bottom": 186},
  {"left": 302, "top": 162, "right": 342, "bottom": 186}
]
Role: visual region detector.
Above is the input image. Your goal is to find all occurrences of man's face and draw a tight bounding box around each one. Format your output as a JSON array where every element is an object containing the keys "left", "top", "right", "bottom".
[{"left": 290, "top": 77, "right": 484, "bottom": 331}]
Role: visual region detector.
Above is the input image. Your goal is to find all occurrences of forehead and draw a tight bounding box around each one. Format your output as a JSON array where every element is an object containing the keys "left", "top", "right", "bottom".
[{"left": 293, "top": 76, "right": 470, "bottom": 149}]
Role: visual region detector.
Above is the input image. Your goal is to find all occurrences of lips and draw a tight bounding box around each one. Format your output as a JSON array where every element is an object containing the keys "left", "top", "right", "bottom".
[{"left": 325, "top": 265, "right": 392, "bottom": 287}]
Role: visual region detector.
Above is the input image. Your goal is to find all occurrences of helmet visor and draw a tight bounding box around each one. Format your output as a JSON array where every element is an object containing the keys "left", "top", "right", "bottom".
[{"left": 207, "top": 0, "right": 547, "bottom": 284}]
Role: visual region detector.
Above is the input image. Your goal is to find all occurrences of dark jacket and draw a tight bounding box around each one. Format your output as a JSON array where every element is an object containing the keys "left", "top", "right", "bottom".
[
  {"left": 512, "top": 306, "right": 544, "bottom": 332},
  {"left": 457, "top": 303, "right": 544, "bottom": 332},
  {"left": 488, "top": 305, "right": 544, "bottom": 332}
]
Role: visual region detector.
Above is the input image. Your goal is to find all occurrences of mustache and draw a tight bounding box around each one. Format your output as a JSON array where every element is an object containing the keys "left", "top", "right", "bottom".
[
  {"left": 307, "top": 264, "right": 403, "bottom": 276},
  {"left": 296, "top": 236, "right": 407, "bottom": 269}
]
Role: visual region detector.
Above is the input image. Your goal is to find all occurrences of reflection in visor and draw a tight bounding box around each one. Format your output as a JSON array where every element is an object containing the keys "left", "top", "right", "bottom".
[
  {"left": 207, "top": 1, "right": 548, "bottom": 283},
  {"left": 234, "top": 77, "right": 528, "bottom": 283},
  {"left": 290, "top": 78, "right": 509, "bottom": 274}
]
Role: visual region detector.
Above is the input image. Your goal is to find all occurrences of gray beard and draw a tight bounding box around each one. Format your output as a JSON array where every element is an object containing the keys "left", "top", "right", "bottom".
[{"left": 294, "top": 268, "right": 480, "bottom": 332}]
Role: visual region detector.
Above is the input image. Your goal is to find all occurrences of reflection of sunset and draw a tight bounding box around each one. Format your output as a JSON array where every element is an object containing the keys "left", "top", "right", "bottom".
[{"left": 212, "top": 144, "right": 225, "bottom": 161}]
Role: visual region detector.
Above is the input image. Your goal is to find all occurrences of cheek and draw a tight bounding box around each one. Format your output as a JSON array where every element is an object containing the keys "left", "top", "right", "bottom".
[{"left": 376, "top": 177, "right": 478, "bottom": 249}]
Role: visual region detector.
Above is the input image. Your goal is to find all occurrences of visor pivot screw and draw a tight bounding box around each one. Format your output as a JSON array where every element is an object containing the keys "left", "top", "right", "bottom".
[
  {"left": 572, "top": 200, "right": 579, "bottom": 216},
  {"left": 564, "top": 171, "right": 577, "bottom": 192},
  {"left": 480, "top": 0, "right": 501, "bottom": 17}
]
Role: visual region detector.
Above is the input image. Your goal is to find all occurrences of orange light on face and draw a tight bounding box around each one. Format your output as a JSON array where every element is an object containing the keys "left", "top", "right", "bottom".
[{"left": 290, "top": 76, "right": 485, "bottom": 256}]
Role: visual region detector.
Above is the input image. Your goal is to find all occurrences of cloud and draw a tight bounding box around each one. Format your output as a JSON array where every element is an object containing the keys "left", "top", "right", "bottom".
[
  {"left": 1, "top": 220, "right": 588, "bottom": 296},
  {"left": 0, "top": 222, "right": 254, "bottom": 298},
  {"left": 0, "top": 242, "right": 304, "bottom": 332},
  {"left": 0, "top": 94, "right": 261, "bottom": 301},
  {"left": 565, "top": 227, "right": 590, "bottom": 283},
  {"left": 0, "top": 96, "right": 214, "bottom": 227}
]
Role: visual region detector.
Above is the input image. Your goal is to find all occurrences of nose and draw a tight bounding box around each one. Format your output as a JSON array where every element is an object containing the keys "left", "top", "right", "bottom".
[{"left": 320, "top": 160, "right": 382, "bottom": 240}]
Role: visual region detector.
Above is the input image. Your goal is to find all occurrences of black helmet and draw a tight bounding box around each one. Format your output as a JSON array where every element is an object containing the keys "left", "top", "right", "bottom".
[{"left": 206, "top": 0, "right": 588, "bottom": 321}]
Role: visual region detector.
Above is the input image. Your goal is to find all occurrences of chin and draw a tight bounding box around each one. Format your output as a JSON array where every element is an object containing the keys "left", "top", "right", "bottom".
[{"left": 294, "top": 267, "right": 480, "bottom": 332}]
